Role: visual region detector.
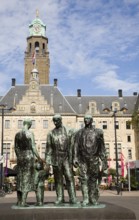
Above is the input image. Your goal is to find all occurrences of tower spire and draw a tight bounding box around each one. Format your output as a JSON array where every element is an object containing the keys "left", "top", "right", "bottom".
[{"left": 36, "top": 9, "right": 39, "bottom": 18}]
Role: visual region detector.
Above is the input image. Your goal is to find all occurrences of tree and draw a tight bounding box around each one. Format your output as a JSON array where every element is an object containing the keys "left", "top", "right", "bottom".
[
  {"left": 108, "top": 168, "right": 116, "bottom": 180},
  {"left": 129, "top": 111, "right": 139, "bottom": 130}
]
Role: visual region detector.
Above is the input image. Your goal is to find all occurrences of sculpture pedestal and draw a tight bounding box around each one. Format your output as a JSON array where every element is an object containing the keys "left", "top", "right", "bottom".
[{"left": 0, "top": 202, "right": 136, "bottom": 220}]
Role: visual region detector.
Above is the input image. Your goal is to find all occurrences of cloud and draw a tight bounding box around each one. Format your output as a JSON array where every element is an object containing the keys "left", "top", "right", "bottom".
[
  {"left": 93, "top": 70, "right": 139, "bottom": 93},
  {"left": 0, "top": 0, "right": 139, "bottom": 95},
  {"left": 0, "top": 71, "right": 12, "bottom": 95}
]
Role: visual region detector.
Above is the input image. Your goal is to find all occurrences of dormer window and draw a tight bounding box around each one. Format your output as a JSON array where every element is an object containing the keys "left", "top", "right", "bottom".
[
  {"left": 112, "top": 101, "right": 120, "bottom": 111},
  {"left": 89, "top": 101, "right": 97, "bottom": 114}
]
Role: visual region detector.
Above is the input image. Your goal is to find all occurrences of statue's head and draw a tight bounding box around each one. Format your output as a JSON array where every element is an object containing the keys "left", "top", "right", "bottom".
[
  {"left": 23, "top": 118, "right": 32, "bottom": 129},
  {"left": 53, "top": 114, "right": 62, "bottom": 128},
  {"left": 84, "top": 114, "right": 93, "bottom": 127},
  {"left": 35, "top": 160, "right": 44, "bottom": 171}
]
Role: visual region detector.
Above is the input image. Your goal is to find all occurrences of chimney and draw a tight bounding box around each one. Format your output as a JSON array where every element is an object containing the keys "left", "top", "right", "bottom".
[
  {"left": 133, "top": 92, "right": 138, "bottom": 96},
  {"left": 12, "top": 78, "right": 16, "bottom": 87},
  {"left": 54, "top": 79, "right": 58, "bottom": 87},
  {"left": 118, "top": 89, "right": 122, "bottom": 98},
  {"left": 77, "top": 89, "right": 81, "bottom": 97}
]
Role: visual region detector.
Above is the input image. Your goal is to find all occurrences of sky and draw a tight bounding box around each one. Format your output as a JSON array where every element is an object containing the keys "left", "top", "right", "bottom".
[{"left": 0, "top": 0, "right": 139, "bottom": 96}]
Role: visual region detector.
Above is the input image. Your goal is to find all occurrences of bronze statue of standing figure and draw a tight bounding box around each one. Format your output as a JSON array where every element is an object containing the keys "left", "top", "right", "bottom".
[
  {"left": 45, "top": 114, "right": 78, "bottom": 205},
  {"left": 34, "top": 160, "right": 49, "bottom": 206},
  {"left": 73, "top": 115, "right": 107, "bottom": 206},
  {"left": 14, "top": 118, "right": 41, "bottom": 207}
]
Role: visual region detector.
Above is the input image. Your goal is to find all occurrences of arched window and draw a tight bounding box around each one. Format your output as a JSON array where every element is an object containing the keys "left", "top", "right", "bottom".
[
  {"left": 35, "top": 41, "right": 39, "bottom": 52},
  {"left": 43, "top": 43, "right": 45, "bottom": 50},
  {"left": 29, "top": 43, "right": 32, "bottom": 52},
  {"left": 42, "top": 43, "right": 45, "bottom": 54}
]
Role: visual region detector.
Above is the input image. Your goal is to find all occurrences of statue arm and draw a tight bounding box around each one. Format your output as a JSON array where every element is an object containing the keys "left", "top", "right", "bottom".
[
  {"left": 68, "top": 129, "right": 76, "bottom": 165},
  {"left": 45, "top": 132, "right": 52, "bottom": 165},
  {"left": 14, "top": 134, "right": 19, "bottom": 157},
  {"left": 73, "top": 132, "right": 79, "bottom": 168},
  {"left": 31, "top": 132, "right": 41, "bottom": 160},
  {"left": 98, "top": 130, "right": 108, "bottom": 171}
]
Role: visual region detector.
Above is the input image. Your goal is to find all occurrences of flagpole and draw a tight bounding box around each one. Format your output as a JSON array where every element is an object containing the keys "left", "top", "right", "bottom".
[
  {"left": 121, "top": 150, "right": 131, "bottom": 192},
  {"left": 34, "top": 50, "right": 36, "bottom": 68},
  {"left": 32, "top": 50, "right": 36, "bottom": 68}
]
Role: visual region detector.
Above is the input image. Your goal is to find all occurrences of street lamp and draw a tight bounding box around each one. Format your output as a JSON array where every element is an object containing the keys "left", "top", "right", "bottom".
[
  {"left": 103, "top": 105, "right": 128, "bottom": 194},
  {"left": 0, "top": 105, "right": 16, "bottom": 189}
]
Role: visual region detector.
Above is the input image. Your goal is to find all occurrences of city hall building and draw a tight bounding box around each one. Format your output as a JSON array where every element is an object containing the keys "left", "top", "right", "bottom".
[{"left": 0, "top": 13, "right": 139, "bottom": 178}]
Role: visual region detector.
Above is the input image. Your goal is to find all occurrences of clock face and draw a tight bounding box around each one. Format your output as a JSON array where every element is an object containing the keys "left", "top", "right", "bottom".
[{"left": 33, "top": 24, "right": 41, "bottom": 33}]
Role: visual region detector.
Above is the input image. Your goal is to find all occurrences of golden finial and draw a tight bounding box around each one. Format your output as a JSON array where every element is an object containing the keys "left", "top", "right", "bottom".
[{"left": 36, "top": 9, "right": 39, "bottom": 18}]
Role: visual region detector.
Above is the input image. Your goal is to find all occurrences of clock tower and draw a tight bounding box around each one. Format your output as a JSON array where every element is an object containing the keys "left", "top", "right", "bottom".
[{"left": 24, "top": 11, "right": 50, "bottom": 84}]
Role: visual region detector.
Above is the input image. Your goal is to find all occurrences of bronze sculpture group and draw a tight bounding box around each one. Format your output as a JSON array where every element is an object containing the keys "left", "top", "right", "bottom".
[{"left": 14, "top": 115, "right": 107, "bottom": 207}]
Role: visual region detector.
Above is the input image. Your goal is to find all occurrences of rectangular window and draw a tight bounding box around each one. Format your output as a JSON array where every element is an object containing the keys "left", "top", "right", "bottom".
[
  {"left": 105, "top": 143, "right": 110, "bottom": 158},
  {"left": 18, "top": 120, "right": 23, "bottom": 129},
  {"left": 126, "top": 121, "right": 131, "bottom": 129},
  {"left": 102, "top": 121, "right": 107, "bottom": 129},
  {"left": 41, "top": 143, "right": 46, "bottom": 159},
  {"left": 128, "top": 149, "right": 132, "bottom": 159},
  {"left": 127, "top": 135, "right": 131, "bottom": 142},
  {"left": 114, "top": 143, "right": 121, "bottom": 160},
  {"left": 43, "top": 120, "right": 48, "bottom": 129},
  {"left": 31, "top": 120, "right": 35, "bottom": 129},
  {"left": 115, "top": 121, "right": 119, "bottom": 129},
  {"left": 5, "top": 120, "right": 10, "bottom": 129},
  {"left": 79, "top": 121, "right": 84, "bottom": 128},
  {"left": 117, "top": 143, "right": 121, "bottom": 159},
  {"left": 92, "top": 121, "right": 96, "bottom": 128},
  {"left": 3, "top": 143, "right": 11, "bottom": 159}
]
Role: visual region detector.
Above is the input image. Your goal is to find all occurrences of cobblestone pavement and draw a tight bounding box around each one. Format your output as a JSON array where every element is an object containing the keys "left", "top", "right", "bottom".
[{"left": 0, "top": 190, "right": 139, "bottom": 219}]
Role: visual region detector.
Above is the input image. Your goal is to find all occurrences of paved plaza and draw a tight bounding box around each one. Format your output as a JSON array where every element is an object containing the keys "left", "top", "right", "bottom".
[{"left": 0, "top": 190, "right": 138, "bottom": 219}]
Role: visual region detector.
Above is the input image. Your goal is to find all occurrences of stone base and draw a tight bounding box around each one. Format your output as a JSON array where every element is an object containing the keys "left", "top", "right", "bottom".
[
  {"left": 0, "top": 202, "right": 136, "bottom": 220},
  {"left": 12, "top": 202, "right": 106, "bottom": 209}
]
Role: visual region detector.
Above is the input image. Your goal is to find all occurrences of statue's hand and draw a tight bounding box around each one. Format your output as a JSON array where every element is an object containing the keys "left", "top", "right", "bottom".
[
  {"left": 38, "top": 156, "right": 43, "bottom": 162},
  {"left": 73, "top": 159, "right": 79, "bottom": 168},
  {"left": 34, "top": 184, "right": 38, "bottom": 191},
  {"left": 44, "top": 163, "right": 50, "bottom": 173},
  {"left": 102, "top": 161, "right": 108, "bottom": 171}
]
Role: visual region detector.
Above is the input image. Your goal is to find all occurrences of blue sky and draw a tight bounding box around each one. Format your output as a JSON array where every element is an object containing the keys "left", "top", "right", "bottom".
[{"left": 0, "top": 0, "right": 139, "bottom": 96}]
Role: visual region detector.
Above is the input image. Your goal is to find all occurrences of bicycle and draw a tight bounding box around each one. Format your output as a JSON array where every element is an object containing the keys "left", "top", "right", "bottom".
[
  {"left": 0, "top": 188, "right": 6, "bottom": 197},
  {"left": 99, "top": 185, "right": 105, "bottom": 194},
  {"left": 3, "top": 183, "right": 13, "bottom": 194}
]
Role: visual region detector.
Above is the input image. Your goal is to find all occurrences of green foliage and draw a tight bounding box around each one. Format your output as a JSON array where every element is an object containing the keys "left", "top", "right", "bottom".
[
  {"left": 108, "top": 168, "right": 116, "bottom": 179},
  {"left": 48, "top": 176, "right": 55, "bottom": 183},
  {"left": 130, "top": 111, "right": 139, "bottom": 129},
  {"left": 130, "top": 176, "right": 139, "bottom": 190}
]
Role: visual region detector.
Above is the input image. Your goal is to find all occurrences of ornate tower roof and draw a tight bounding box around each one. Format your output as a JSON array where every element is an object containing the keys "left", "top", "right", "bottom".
[{"left": 29, "top": 10, "right": 46, "bottom": 37}]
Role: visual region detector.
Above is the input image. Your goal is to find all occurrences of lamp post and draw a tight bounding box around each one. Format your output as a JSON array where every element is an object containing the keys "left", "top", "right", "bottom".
[
  {"left": 0, "top": 105, "right": 15, "bottom": 189},
  {"left": 103, "top": 106, "right": 128, "bottom": 194},
  {"left": 127, "top": 157, "right": 131, "bottom": 192},
  {"left": 113, "top": 110, "right": 119, "bottom": 189}
]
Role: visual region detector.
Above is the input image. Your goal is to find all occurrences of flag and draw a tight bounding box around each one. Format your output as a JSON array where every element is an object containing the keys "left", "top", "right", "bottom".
[
  {"left": 126, "top": 161, "right": 135, "bottom": 169},
  {"left": 121, "top": 152, "right": 124, "bottom": 177},
  {"left": 32, "top": 51, "right": 36, "bottom": 65}
]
